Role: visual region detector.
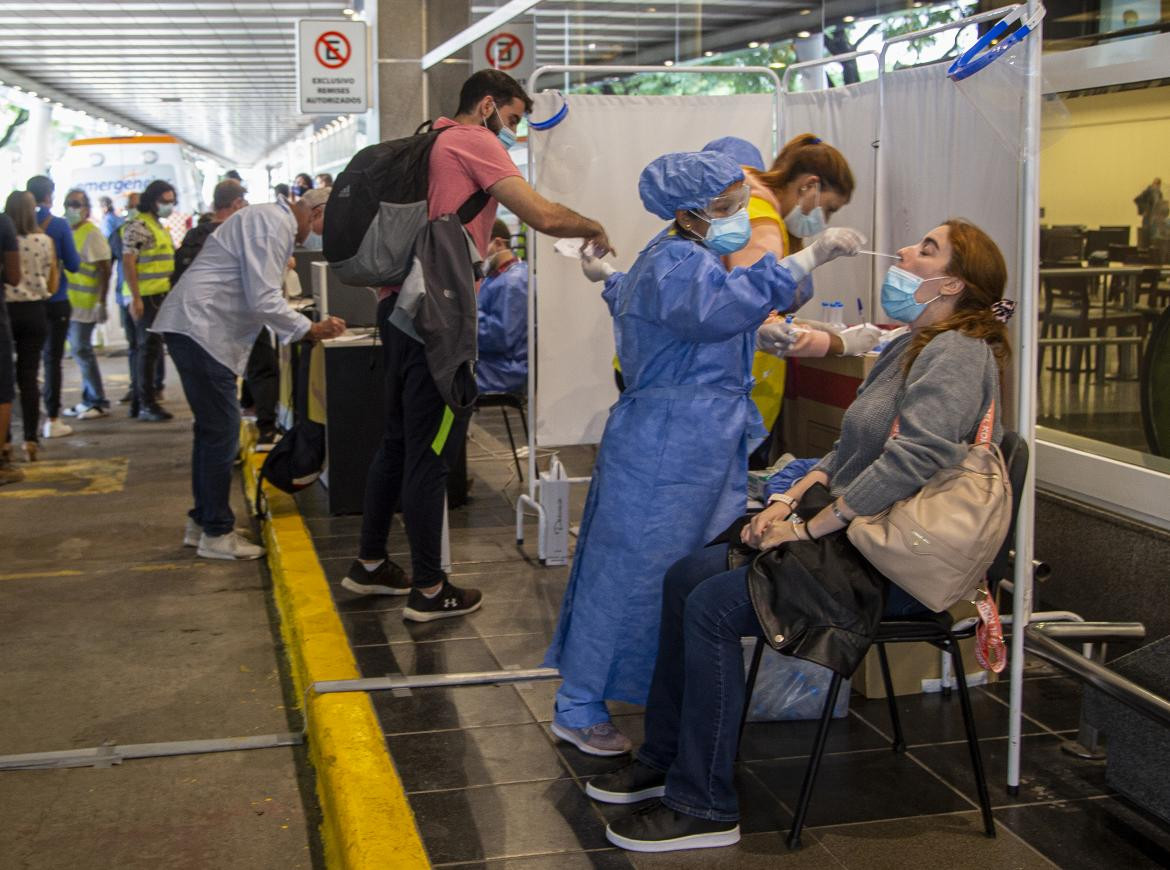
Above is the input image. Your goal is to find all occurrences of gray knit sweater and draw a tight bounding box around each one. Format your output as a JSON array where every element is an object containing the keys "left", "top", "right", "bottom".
[{"left": 813, "top": 329, "right": 1003, "bottom": 516}]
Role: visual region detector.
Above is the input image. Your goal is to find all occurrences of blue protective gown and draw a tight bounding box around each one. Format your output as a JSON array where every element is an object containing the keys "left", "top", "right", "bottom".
[
  {"left": 543, "top": 230, "right": 801, "bottom": 726},
  {"left": 476, "top": 259, "right": 529, "bottom": 394}
]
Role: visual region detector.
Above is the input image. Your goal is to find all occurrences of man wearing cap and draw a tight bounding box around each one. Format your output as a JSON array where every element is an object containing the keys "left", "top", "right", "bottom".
[{"left": 152, "top": 188, "right": 345, "bottom": 561}]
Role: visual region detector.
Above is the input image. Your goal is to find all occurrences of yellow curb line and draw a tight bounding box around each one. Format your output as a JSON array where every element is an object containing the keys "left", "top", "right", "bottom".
[{"left": 242, "top": 443, "right": 429, "bottom": 869}]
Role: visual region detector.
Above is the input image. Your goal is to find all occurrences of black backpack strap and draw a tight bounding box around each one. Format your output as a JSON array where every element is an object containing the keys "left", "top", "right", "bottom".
[
  {"left": 456, "top": 190, "right": 491, "bottom": 225},
  {"left": 414, "top": 119, "right": 434, "bottom": 135}
]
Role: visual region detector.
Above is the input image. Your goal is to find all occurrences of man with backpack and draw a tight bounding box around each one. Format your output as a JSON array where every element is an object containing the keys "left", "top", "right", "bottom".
[{"left": 338, "top": 69, "right": 613, "bottom": 623}]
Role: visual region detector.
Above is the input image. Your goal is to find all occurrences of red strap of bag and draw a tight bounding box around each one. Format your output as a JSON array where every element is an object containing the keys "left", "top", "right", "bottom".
[
  {"left": 888, "top": 399, "right": 995, "bottom": 444},
  {"left": 973, "top": 586, "right": 1006, "bottom": 674}
]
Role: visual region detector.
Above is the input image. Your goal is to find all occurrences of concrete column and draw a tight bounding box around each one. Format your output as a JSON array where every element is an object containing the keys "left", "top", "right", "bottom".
[
  {"left": 24, "top": 99, "right": 51, "bottom": 181},
  {"left": 377, "top": 0, "right": 470, "bottom": 142}
]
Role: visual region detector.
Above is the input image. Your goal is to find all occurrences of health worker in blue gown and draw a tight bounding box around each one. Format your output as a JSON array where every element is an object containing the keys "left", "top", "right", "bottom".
[
  {"left": 543, "top": 150, "right": 866, "bottom": 757},
  {"left": 476, "top": 219, "right": 528, "bottom": 395}
]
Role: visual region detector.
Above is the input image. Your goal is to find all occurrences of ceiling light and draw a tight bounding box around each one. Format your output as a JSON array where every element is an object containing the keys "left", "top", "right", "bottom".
[
  {"left": 28, "top": 90, "right": 37, "bottom": 97},
  {"left": 748, "top": 41, "right": 760, "bottom": 48},
  {"left": 704, "top": 50, "right": 714, "bottom": 57},
  {"left": 769, "top": 62, "right": 786, "bottom": 69},
  {"left": 843, "top": 15, "right": 856, "bottom": 22},
  {"left": 587, "top": 42, "right": 596, "bottom": 50},
  {"left": 648, "top": 6, "right": 656, "bottom": 11},
  {"left": 798, "top": 30, "right": 812, "bottom": 38},
  {"left": 800, "top": 8, "right": 812, "bottom": 14},
  {"left": 342, "top": 7, "right": 355, "bottom": 15},
  {"left": 912, "top": 1, "right": 923, "bottom": 6},
  {"left": 664, "top": 59, "right": 674, "bottom": 66}
]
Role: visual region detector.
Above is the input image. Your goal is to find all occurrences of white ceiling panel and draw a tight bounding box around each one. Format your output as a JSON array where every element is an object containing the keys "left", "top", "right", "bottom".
[{"left": 0, "top": 0, "right": 353, "bottom": 166}]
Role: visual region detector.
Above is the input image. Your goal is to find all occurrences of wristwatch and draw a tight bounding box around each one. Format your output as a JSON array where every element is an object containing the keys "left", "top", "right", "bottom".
[{"left": 767, "top": 493, "right": 797, "bottom": 509}]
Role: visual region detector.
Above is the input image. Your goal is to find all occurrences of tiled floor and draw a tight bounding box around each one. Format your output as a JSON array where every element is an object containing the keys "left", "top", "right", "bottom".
[{"left": 297, "top": 412, "right": 1170, "bottom": 868}]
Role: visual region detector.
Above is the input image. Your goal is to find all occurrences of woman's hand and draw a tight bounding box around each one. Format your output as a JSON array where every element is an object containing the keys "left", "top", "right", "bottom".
[
  {"left": 741, "top": 497, "right": 796, "bottom": 548},
  {"left": 758, "top": 517, "right": 806, "bottom": 551}
]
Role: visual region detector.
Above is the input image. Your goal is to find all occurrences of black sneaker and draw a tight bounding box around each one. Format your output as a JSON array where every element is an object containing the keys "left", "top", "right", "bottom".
[
  {"left": 606, "top": 801, "right": 740, "bottom": 853},
  {"left": 119, "top": 389, "right": 134, "bottom": 404},
  {"left": 402, "top": 579, "right": 483, "bottom": 622},
  {"left": 138, "top": 405, "right": 173, "bottom": 422},
  {"left": 340, "top": 559, "right": 411, "bottom": 596},
  {"left": 586, "top": 760, "right": 666, "bottom": 804}
]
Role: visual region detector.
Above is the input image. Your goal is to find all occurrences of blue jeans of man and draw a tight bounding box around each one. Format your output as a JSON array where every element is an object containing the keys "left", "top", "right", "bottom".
[
  {"left": 635, "top": 543, "right": 928, "bottom": 822},
  {"left": 67, "top": 320, "right": 108, "bottom": 409},
  {"left": 164, "top": 332, "right": 239, "bottom": 536}
]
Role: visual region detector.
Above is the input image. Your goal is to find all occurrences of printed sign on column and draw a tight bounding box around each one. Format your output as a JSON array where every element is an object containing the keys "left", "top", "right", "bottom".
[
  {"left": 297, "top": 19, "right": 369, "bottom": 114},
  {"left": 472, "top": 20, "right": 535, "bottom": 85}
]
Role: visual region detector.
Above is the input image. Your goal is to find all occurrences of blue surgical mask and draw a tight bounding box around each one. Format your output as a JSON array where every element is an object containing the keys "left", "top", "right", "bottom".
[
  {"left": 65, "top": 207, "right": 84, "bottom": 226},
  {"left": 700, "top": 209, "right": 752, "bottom": 255},
  {"left": 880, "top": 265, "right": 944, "bottom": 323},
  {"left": 783, "top": 184, "right": 827, "bottom": 238},
  {"left": 493, "top": 108, "right": 517, "bottom": 150},
  {"left": 157, "top": 203, "right": 175, "bottom": 219}
]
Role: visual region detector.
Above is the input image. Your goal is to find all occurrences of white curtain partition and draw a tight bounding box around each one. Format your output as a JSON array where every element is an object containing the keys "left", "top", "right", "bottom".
[
  {"left": 780, "top": 79, "right": 880, "bottom": 322},
  {"left": 529, "top": 92, "right": 776, "bottom": 448},
  {"left": 876, "top": 45, "right": 1028, "bottom": 309}
]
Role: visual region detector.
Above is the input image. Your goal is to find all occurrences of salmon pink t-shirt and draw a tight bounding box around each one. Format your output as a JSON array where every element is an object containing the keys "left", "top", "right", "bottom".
[{"left": 380, "top": 118, "right": 521, "bottom": 299}]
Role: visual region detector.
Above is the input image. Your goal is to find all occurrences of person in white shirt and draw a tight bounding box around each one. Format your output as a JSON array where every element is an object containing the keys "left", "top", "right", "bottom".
[{"left": 152, "top": 189, "right": 345, "bottom": 560}]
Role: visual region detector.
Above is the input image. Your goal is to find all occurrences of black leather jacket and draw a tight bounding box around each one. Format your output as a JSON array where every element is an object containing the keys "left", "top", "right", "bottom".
[{"left": 720, "top": 484, "right": 886, "bottom": 677}]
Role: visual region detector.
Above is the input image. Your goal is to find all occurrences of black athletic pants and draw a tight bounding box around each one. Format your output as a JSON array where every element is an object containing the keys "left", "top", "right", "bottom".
[{"left": 358, "top": 294, "right": 469, "bottom": 587}]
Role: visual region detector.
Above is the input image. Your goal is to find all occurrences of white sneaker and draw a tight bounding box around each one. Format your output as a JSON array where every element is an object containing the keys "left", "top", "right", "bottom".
[
  {"left": 41, "top": 419, "right": 73, "bottom": 439},
  {"left": 183, "top": 518, "right": 201, "bottom": 548},
  {"left": 76, "top": 405, "right": 108, "bottom": 420},
  {"left": 196, "top": 531, "right": 265, "bottom": 561}
]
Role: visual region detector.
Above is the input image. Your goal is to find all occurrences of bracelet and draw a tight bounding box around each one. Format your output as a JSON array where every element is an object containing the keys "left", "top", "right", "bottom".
[
  {"left": 831, "top": 500, "right": 849, "bottom": 524},
  {"left": 768, "top": 493, "right": 796, "bottom": 509},
  {"left": 792, "top": 518, "right": 812, "bottom": 541}
]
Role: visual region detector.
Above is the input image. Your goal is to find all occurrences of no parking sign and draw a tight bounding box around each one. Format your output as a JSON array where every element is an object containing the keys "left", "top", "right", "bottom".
[
  {"left": 473, "top": 20, "right": 535, "bottom": 84},
  {"left": 297, "top": 19, "right": 369, "bottom": 114}
]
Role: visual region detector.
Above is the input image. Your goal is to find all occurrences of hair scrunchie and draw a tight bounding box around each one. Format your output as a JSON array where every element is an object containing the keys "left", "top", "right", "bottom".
[{"left": 991, "top": 299, "right": 1016, "bottom": 323}]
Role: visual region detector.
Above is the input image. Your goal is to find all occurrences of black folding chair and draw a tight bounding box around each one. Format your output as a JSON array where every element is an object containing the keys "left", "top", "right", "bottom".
[
  {"left": 740, "top": 432, "right": 1029, "bottom": 849},
  {"left": 475, "top": 391, "right": 529, "bottom": 482}
]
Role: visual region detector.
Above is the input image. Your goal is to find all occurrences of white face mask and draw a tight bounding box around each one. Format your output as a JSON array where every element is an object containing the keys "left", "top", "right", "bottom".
[{"left": 157, "top": 203, "right": 175, "bottom": 219}]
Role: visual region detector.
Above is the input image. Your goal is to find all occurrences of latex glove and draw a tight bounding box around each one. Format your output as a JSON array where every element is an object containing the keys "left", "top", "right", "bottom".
[
  {"left": 781, "top": 227, "right": 866, "bottom": 281},
  {"left": 838, "top": 323, "right": 882, "bottom": 356},
  {"left": 581, "top": 254, "right": 616, "bottom": 283},
  {"left": 755, "top": 320, "right": 801, "bottom": 356}
]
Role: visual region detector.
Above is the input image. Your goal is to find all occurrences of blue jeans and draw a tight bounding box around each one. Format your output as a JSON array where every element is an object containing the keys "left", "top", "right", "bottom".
[
  {"left": 68, "top": 320, "right": 107, "bottom": 409},
  {"left": 636, "top": 544, "right": 928, "bottom": 822},
  {"left": 165, "top": 332, "right": 239, "bottom": 536}
]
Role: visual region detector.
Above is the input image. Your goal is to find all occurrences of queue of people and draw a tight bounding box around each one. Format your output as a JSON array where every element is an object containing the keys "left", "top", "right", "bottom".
[{"left": 2, "top": 64, "right": 1019, "bottom": 856}]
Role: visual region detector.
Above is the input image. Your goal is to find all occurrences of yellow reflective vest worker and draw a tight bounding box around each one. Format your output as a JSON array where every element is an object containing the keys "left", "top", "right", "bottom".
[
  {"left": 65, "top": 221, "right": 103, "bottom": 312},
  {"left": 129, "top": 212, "right": 175, "bottom": 298}
]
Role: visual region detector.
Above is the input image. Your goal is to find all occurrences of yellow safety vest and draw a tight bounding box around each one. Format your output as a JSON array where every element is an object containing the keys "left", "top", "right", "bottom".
[
  {"left": 131, "top": 213, "right": 174, "bottom": 297},
  {"left": 743, "top": 195, "right": 791, "bottom": 432},
  {"left": 65, "top": 221, "right": 102, "bottom": 310}
]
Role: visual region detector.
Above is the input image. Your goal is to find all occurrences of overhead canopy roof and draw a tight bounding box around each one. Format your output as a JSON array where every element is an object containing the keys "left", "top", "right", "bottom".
[{"left": 0, "top": 0, "right": 350, "bottom": 166}]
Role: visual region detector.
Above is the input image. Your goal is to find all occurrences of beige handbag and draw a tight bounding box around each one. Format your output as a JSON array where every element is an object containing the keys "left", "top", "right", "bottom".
[{"left": 846, "top": 402, "right": 1012, "bottom": 613}]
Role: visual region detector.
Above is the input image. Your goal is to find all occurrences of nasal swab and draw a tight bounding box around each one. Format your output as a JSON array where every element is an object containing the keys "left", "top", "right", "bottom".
[{"left": 857, "top": 250, "right": 901, "bottom": 260}]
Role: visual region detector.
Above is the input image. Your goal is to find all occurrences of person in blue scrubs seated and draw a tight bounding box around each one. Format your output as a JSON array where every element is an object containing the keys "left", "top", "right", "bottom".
[
  {"left": 475, "top": 219, "right": 528, "bottom": 395},
  {"left": 542, "top": 150, "right": 864, "bottom": 756}
]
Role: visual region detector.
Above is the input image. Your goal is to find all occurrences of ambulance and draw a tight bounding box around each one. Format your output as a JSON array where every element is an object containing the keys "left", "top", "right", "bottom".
[{"left": 57, "top": 135, "right": 204, "bottom": 244}]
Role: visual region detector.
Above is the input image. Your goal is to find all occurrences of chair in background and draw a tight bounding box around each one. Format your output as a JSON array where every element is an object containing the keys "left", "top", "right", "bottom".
[
  {"left": 475, "top": 391, "right": 529, "bottom": 482},
  {"left": 740, "top": 432, "right": 1030, "bottom": 849}
]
